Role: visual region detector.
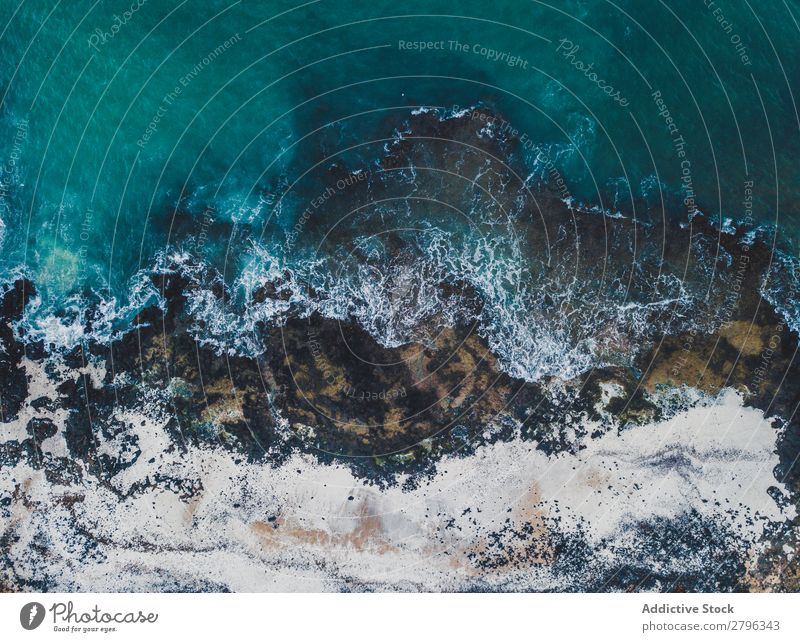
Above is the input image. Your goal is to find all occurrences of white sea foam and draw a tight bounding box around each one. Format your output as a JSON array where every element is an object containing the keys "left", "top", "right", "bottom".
[
  {"left": 164, "top": 208, "right": 705, "bottom": 385},
  {"left": 15, "top": 269, "right": 162, "bottom": 349},
  {"left": 761, "top": 249, "right": 800, "bottom": 335}
]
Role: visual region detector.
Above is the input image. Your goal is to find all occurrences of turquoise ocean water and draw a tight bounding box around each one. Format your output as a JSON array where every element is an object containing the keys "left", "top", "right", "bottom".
[{"left": 1, "top": 0, "right": 799, "bottom": 357}]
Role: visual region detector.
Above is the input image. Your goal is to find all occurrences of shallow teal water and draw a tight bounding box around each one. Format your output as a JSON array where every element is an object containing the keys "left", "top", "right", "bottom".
[{"left": 1, "top": 0, "right": 799, "bottom": 339}]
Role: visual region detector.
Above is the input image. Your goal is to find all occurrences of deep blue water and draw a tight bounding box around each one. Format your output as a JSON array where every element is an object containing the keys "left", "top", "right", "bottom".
[{"left": 1, "top": 0, "right": 800, "bottom": 374}]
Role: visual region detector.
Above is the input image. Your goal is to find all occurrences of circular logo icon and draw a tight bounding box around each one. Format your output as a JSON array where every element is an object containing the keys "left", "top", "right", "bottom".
[{"left": 20, "top": 602, "right": 45, "bottom": 630}]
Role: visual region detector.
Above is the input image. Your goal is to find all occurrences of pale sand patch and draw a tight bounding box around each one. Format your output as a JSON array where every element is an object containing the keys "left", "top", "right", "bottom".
[{"left": 0, "top": 384, "right": 793, "bottom": 591}]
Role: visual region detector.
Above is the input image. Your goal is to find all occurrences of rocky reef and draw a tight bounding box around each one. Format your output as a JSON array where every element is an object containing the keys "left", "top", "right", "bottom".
[{"left": 1, "top": 107, "right": 799, "bottom": 591}]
